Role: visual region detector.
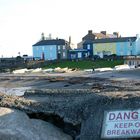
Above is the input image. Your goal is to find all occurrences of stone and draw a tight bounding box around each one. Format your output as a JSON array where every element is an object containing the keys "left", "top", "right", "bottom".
[{"left": 0, "top": 107, "right": 72, "bottom": 140}]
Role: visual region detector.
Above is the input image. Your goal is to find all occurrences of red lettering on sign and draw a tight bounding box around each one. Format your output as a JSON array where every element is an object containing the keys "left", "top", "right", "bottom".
[
  {"left": 116, "top": 112, "right": 122, "bottom": 120},
  {"left": 109, "top": 113, "right": 115, "bottom": 120},
  {"left": 135, "top": 122, "right": 140, "bottom": 128},
  {"left": 124, "top": 112, "right": 130, "bottom": 120},
  {"left": 128, "top": 123, "right": 133, "bottom": 127},
  {"left": 108, "top": 111, "right": 139, "bottom": 121},
  {"left": 125, "top": 130, "right": 130, "bottom": 135},
  {"left": 114, "top": 123, "right": 119, "bottom": 128},
  {"left": 131, "top": 129, "right": 137, "bottom": 134},
  {"left": 107, "top": 130, "right": 111, "bottom": 135},
  {"left": 132, "top": 112, "right": 138, "bottom": 119}
]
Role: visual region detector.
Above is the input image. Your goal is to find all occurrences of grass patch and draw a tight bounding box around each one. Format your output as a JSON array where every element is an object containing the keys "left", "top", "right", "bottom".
[{"left": 43, "top": 59, "right": 124, "bottom": 70}]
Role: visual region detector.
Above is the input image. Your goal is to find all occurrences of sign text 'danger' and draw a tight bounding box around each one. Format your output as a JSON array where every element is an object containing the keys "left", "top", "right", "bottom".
[
  {"left": 102, "top": 110, "right": 140, "bottom": 139},
  {"left": 109, "top": 111, "right": 138, "bottom": 121}
]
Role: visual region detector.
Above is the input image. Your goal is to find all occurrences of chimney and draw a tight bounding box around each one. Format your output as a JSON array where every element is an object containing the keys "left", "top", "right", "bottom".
[
  {"left": 41, "top": 33, "right": 45, "bottom": 40},
  {"left": 136, "top": 34, "right": 139, "bottom": 39},
  {"left": 113, "top": 32, "right": 119, "bottom": 38},
  {"left": 49, "top": 33, "right": 52, "bottom": 39},
  {"left": 88, "top": 30, "right": 93, "bottom": 34},
  {"left": 69, "top": 36, "right": 71, "bottom": 44},
  {"left": 101, "top": 31, "right": 107, "bottom": 35}
]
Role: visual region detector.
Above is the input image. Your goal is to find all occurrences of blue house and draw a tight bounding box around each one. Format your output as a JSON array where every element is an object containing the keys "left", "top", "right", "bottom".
[
  {"left": 83, "top": 36, "right": 140, "bottom": 58},
  {"left": 80, "top": 30, "right": 119, "bottom": 58},
  {"left": 81, "top": 30, "right": 140, "bottom": 58},
  {"left": 32, "top": 34, "right": 70, "bottom": 60},
  {"left": 68, "top": 49, "right": 88, "bottom": 60},
  {"left": 83, "top": 40, "right": 93, "bottom": 58}
]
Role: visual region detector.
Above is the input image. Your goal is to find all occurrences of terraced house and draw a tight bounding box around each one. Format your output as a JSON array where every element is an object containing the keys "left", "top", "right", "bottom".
[
  {"left": 32, "top": 33, "right": 70, "bottom": 60},
  {"left": 82, "top": 30, "right": 140, "bottom": 58}
]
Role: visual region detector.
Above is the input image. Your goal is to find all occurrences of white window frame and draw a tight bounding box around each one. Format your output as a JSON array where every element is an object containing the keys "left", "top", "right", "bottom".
[
  {"left": 63, "top": 52, "right": 66, "bottom": 57},
  {"left": 63, "top": 45, "right": 65, "bottom": 50},
  {"left": 87, "top": 44, "right": 90, "bottom": 49},
  {"left": 78, "top": 52, "right": 82, "bottom": 58},
  {"left": 58, "top": 46, "right": 60, "bottom": 50}
]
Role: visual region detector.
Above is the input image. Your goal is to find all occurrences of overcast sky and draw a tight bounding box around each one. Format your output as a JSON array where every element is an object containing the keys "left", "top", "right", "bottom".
[{"left": 0, "top": 0, "right": 140, "bottom": 57}]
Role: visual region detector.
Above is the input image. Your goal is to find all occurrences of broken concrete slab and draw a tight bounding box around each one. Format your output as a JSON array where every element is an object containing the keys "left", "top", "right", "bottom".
[
  {"left": 1, "top": 90, "right": 140, "bottom": 139},
  {"left": 0, "top": 107, "right": 72, "bottom": 140}
]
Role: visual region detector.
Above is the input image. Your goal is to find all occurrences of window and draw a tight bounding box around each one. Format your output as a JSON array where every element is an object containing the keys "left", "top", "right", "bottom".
[
  {"left": 78, "top": 52, "right": 82, "bottom": 58},
  {"left": 87, "top": 44, "right": 90, "bottom": 49},
  {"left": 71, "top": 54, "right": 76, "bottom": 59},
  {"left": 63, "top": 52, "right": 66, "bottom": 57},
  {"left": 85, "top": 53, "right": 88, "bottom": 57},
  {"left": 58, "top": 46, "right": 60, "bottom": 50},
  {"left": 42, "top": 46, "right": 44, "bottom": 51}
]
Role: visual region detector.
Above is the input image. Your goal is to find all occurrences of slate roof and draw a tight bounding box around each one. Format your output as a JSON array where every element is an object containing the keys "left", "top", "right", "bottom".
[
  {"left": 83, "top": 37, "right": 137, "bottom": 45},
  {"left": 93, "top": 33, "right": 117, "bottom": 39},
  {"left": 82, "top": 31, "right": 118, "bottom": 41},
  {"left": 33, "top": 39, "right": 67, "bottom": 46},
  {"left": 69, "top": 49, "right": 88, "bottom": 52}
]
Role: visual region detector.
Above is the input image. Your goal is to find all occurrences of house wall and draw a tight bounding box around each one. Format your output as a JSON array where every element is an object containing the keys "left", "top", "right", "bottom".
[
  {"left": 57, "top": 45, "right": 68, "bottom": 59},
  {"left": 93, "top": 41, "right": 136, "bottom": 57},
  {"left": 83, "top": 43, "right": 93, "bottom": 57},
  {"left": 124, "top": 59, "right": 140, "bottom": 67},
  {"left": 93, "top": 43, "right": 116, "bottom": 57},
  {"left": 116, "top": 41, "right": 136, "bottom": 56},
  {"left": 68, "top": 51, "right": 88, "bottom": 59},
  {"left": 32, "top": 45, "right": 57, "bottom": 60}
]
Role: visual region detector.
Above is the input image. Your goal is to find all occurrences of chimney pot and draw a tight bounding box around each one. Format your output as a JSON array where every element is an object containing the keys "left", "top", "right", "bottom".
[
  {"left": 101, "top": 31, "right": 107, "bottom": 35},
  {"left": 41, "top": 33, "right": 45, "bottom": 40},
  {"left": 88, "top": 30, "right": 93, "bottom": 34},
  {"left": 113, "top": 32, "right": 119, "bottom": 38}
]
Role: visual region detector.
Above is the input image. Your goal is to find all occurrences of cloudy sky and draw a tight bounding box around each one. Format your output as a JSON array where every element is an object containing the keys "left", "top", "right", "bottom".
[{"left": 0, "top": 0, "right": 140, "bottom": 57}]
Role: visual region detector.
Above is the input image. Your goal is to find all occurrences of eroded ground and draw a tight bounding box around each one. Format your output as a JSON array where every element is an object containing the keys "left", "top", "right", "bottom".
[{"left": 0, "top": 69, "right": 140, "bottom": 95}]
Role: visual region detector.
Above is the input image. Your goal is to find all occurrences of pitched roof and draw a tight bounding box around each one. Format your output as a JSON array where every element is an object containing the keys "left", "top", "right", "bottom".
[
  {"left": 33, "top": 39, "right": 67, "bottom": 46},
  {"left": 83, "top": 37, "right": 137, "bottom": 44},
  {"left": 82, "top": 30, "right": 118, "bottom": 41}
]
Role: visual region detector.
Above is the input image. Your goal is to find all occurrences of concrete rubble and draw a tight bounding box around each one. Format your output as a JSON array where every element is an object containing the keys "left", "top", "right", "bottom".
[{"left": 0, "top": 107, "right": 72, "bottom": 140}]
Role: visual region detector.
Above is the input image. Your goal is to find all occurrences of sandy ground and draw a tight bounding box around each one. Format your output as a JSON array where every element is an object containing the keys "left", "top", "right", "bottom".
[{"left": 0, "top": 68, "right": 140, "bottom": 96}]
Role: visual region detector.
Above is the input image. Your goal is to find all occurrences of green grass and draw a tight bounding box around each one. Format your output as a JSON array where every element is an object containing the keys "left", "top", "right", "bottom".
[{"left": 43, "top": 59, "right": 124, "bottom": 70}]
